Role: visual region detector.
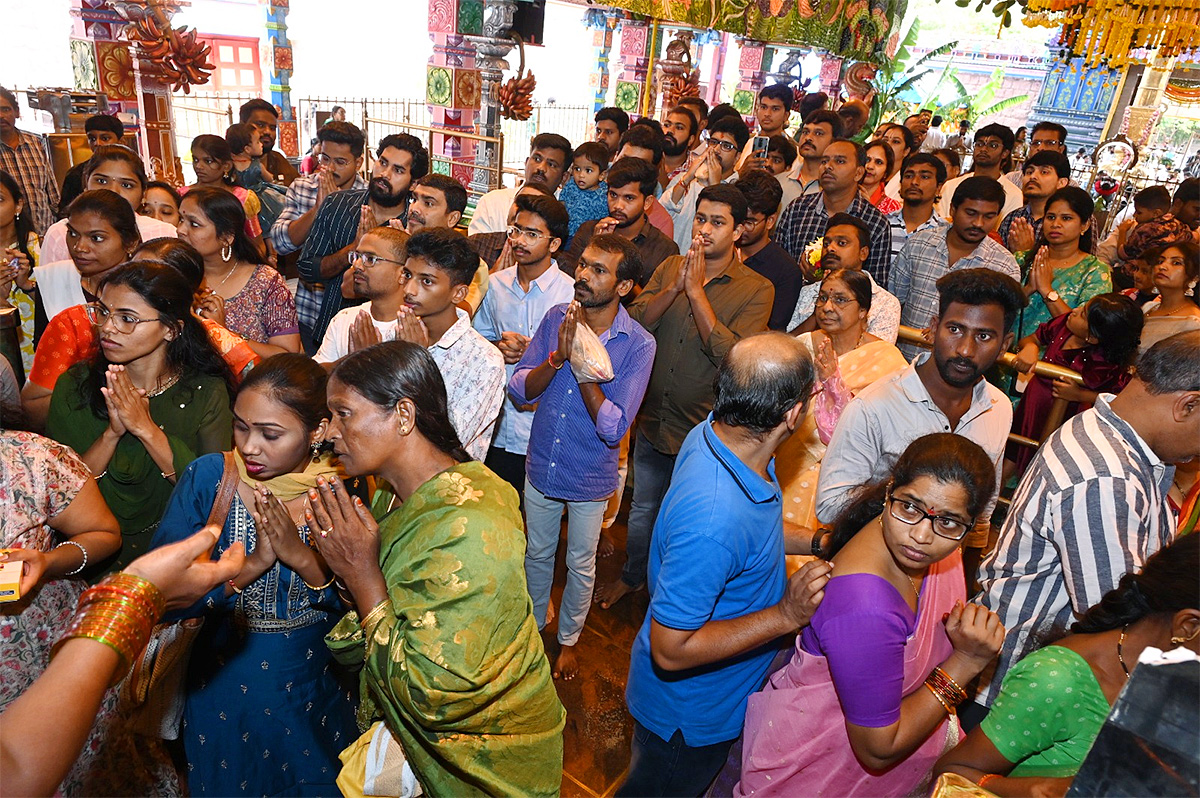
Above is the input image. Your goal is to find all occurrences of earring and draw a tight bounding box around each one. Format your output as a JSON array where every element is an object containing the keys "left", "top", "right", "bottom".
[
  {"left": 1187, "top": 282, "right": 1196, "bottom": 298},
  {"left": 310, "top": 440, "right": 323, "bottom": 463},
  {"left": 1170, "top": 628, "right": 1200, "bottom": 646},
  {"left": 221, "top": 243, "right": 232, "bottom": 262}
]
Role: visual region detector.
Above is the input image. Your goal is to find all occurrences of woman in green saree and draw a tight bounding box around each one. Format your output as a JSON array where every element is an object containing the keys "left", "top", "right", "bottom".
[{"left": 312, "top": 340, "right": 565, "bottom": 797}]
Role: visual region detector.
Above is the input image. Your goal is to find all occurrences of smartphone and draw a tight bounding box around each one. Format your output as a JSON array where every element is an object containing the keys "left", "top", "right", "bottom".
[{"left": 752, "top": 135, "right": 770, "bottom": 158}]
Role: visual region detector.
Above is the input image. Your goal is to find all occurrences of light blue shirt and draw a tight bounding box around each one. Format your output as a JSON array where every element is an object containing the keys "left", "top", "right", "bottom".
[{"left": 473, "top": 262, "right": 576, "bottom": 455}]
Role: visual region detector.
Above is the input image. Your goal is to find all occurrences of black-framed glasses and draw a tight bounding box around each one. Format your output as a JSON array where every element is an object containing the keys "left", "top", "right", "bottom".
[
  {"left": 710, "top": 139, "right": 739, "bottom": 152},
  {"left": 85, "top": 302, "right": 166, "bottom": 334},
  {"left": 885, "top": 490, "right": 974, "bottom": 541},
  {"left": 350, "top": 250, "right": 405, "bottom": 268}
]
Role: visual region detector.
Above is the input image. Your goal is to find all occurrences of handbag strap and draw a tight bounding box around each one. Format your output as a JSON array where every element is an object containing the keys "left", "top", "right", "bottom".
[{"left": 205, "top": 451, "right": 239, "bottom": 531}]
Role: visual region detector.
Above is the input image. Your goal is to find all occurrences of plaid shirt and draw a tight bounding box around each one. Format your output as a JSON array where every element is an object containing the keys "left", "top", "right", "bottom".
[
  {"left": 269, "top": 173, "right": 367, "bottom": 339},
  {"left": 888, "top": 226, "right": 1020, "bottom": 359},
  {"left": 886, "top": 208, "right": 948, "bottom": 261},
  {"left": 0, "top": 130, "right": 60, "bottom": 235},
  {"left": 774, "top": 192, "right": 893, "bottom": 286},
  {"left": 997, "top": 205, "right": 1040, "bottom": 252}
]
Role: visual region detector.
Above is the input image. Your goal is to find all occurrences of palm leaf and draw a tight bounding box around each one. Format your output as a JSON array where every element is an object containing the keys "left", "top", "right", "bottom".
[
  {"left": 893, "top": 19, "right": 922, "bottom": 68},
  {"left": 908, "top": 41, "right": 958, "bottom": 74},
  {"left": 973, "top": 94, "right": 1030, "bottom": 120}
]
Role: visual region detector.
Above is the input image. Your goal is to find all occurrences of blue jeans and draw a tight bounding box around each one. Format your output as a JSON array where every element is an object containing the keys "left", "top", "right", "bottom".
[
  {"left": 523, "top": 482, "right": 609, "bottom": 646},
  {"left": 621, "top": 431, "right": 677, "bottom": 589},
  {"left": 615, "top": 721, "right": 734, "bottom": 797}
]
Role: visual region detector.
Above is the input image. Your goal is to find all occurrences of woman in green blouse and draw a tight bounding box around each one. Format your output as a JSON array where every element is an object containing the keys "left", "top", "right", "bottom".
[
  {"left": 312, "top": 341, "right": 564, "bottom": 798},
  {"left": 934, "top": 534, "right": 1199, "bottom": 796},
  {"left": 47, "top": 262, "right": 232, "bottom": 569}
]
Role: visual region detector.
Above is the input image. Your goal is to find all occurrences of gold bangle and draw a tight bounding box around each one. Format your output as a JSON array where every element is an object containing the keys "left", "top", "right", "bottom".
[
  {"left": 924, "top": 681, "right": 953, "bottom": 714},
  {"left": 360, "top": 600, "right": 390, "bottom": 636},
  {"left": 302, "top": 573, "right": 337, "bottom": 591},
  {"left": 51, "top": 573, "right": 164, "bottom": 685},
  {"left": 978, "top": 773, "right": 1000, "bottom": 790}
]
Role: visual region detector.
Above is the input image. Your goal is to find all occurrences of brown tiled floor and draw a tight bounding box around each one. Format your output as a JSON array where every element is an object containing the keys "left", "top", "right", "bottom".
[{"left": 541, "top": 502, "right": 646, "bottom": 797}]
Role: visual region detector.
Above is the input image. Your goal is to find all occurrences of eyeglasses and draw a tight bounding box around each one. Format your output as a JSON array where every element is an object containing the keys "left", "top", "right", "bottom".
[
  {"left": 85, "top": 302, "right": 166, "bottom": 334},
  {"left": 1030, "top": 139, "right": 1064, "bottom": 149},
  {"left": 710, "top": 139, "right": 739, "bottom": 153},
  {"left": 506, "top": 225, "right": 549, "bottom": 242},
  {"left": 350, "top": 250, "right": 405, "bottom": 268},
  {"left": 317, "top": 153, "right": 353, "bottom": 168},
  {"left": 815, "top": 292, "right": 857, "bottom": 307},
  {"left": 974, "top": 140, "right": 1004, "bottom": 151},
  {"left": 886, "top": 490, "right": 974, "bottom": 541}
]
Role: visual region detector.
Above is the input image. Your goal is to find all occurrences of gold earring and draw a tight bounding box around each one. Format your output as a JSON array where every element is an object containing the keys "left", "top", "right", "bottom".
[{"left": 1170, "top": 628, "right": 1200, "bottom": 645}]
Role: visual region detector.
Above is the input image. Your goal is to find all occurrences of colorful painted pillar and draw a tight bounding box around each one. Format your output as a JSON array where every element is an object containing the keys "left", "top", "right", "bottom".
[
  {"left": 733, "top": 38, "right": 767, "bottom": 125},
  {"left": 466, "top": 0, "right": 516, "bottom": 196},
  {"left": 68, "top": 0, "right": 179, "bottom": 182},
  {"left": 818, "top": 54, "right": 844, "bottom": 98},
  {"left": 613, "top": 17, "right": 652, "bottom": 120},
  {"left": 428, "top": 0, "right": 484, "bottom": 190},
  {"left": 1030, "top": 52, "right": 1121, "bottom": 151},
  {"left": 584, "top": 9, "right": 620, "bottom": 113},
  {"left": 264, "top": 2, "right": 298, "bottom": 159},
  {"left": 705, "top": 33, "right": 730, "bottom": 109}
]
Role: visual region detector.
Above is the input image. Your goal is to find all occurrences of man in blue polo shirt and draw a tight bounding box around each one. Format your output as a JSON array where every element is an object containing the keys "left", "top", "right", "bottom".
[{"left": 619, "top": 332, "right": 833, "bottom": 797}]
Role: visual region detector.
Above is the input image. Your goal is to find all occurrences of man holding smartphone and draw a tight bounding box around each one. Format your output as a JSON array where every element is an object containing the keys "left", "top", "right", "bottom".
[{"left": 738, "top": 83, "right": 793, "bottom": 175}]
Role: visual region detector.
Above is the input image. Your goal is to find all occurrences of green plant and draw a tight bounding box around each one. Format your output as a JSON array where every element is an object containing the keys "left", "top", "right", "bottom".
[{"left": 865, "top": 20, "right": 959, "bottom": 133}]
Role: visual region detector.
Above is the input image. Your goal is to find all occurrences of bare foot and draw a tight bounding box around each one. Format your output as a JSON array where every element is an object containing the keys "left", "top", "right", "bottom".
[
  {"left": 597, "top": 530, "right": 616, "bottom": 558},
  {"left": 544, "top": 598, "right": 556, "bottom": 626},
  {"left": 553, "top": 643, "right": 579, "bottom": 680},
  {"left": 593, "top": 578, "right": 639, "bottom": 610}
]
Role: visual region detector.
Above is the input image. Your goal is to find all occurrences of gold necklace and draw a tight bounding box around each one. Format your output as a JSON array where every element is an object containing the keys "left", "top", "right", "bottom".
[
  {"left": 905, "top": 572, "right": 921, "bottom": 599},
  {"left": 145, "top": 371, "right": 180, "bottom": 398}
]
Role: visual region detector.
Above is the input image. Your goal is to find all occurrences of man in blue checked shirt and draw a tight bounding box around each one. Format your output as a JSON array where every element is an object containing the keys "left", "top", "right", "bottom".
[{"left": 509, "top": 234, "right": 656, "bottom": 680}]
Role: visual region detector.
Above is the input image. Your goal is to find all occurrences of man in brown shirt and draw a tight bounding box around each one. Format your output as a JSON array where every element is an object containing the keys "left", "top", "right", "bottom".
[
  {"left": 559, "top": 157, "right": 679, "bottom": 286},
  {"left": 595, "top": 183, "right": 774, "bottom": 609}
]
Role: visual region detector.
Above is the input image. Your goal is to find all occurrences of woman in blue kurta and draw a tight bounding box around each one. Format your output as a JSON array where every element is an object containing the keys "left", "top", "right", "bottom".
[{"left": 152, "top": 354, "right": 357, "bottom": 796}]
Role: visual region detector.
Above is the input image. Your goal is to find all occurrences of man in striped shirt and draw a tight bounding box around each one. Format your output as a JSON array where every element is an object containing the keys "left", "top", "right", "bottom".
[{"left": 968, "top": 331, "right": 1200, "bottom": 727}]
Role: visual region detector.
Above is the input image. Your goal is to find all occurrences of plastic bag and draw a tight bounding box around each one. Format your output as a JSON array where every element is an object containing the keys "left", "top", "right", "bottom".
[{"left": 569, "top": 318, "right": 613, "bottom": 383}]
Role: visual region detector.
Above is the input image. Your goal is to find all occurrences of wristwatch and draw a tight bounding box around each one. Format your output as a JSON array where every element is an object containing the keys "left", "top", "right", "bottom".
[{"left": 1045, "top": 290, "right": 1060, "bottom": 303}]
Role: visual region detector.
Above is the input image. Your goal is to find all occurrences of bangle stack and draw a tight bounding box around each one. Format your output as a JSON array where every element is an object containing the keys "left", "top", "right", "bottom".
[
  {"left": 977, "top": 773, "right": 1000, "bottom": 791},
  {"left": 55, "top": 539, "right": 89, "bottom": 576},
  {"left": 360, "top": 600, "right": 391, "bottom": 638},
  {"left": 51, "top": 573, "right": 165, "bottom": 685},
  {"left": 924, "top": 666, "right": 967, "bottom": 714}
]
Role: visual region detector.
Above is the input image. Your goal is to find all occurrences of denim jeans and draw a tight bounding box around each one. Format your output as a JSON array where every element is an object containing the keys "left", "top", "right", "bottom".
[
  {"left": 620, "top": 431, "right": 677, "bottom": 589},
  {"left": 615, "top": 721, "right": 734, "bottom": 797},
  {"left": 523, "top": 482, "right": 609, "bottom": 646}
]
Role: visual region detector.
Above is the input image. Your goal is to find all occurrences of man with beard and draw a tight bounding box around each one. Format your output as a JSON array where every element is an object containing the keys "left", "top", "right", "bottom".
[
  {"left": 777, "top": 109, "right": 843, "bottom": 214},
  {"left": 511, "top": 234, "right": 656, "bottom": 681},
  {"left": 405, "top": 173, "right": 490, "bottom": 314},
  {"left": 775, "top": 138, "right": 893, "bottom": 285},
  {"left": 816, "top": 267, "right": 1026, "bottom": 580},
  {"left": 660, "top": 106, "right": 700, "bottom": 189},
  {"left": 594, "top": 107, "right": 630, "bottom": 158},
  {"left": 239, "top": 98, "right": 299, "bottom": 187},
  {"left": 298, "top": 133, "right": 427, "bottom": 348},
  {"left": 468, "top": 133, "right": 572, "bottom": 235},
  {"left": 886, "top": 152, "right": 948, "bottom": 261},
  {"left": 937, "top": 123, "right": 1023, "bottom": 222},
  {"left": 664, "top": 115, "right": 749, "bottom": 255},
  {"left": 786, "top": 213, "right": 901, "bottom": 342},
  {"left": 558, "top": 157, "right": 678, "bottom": 283},
  {"left": 734, "top": 170, "right": 803, "bottom": 331},
  {"left": 594, "top": 184, "right": 774, "bottom": 611},
  {"left": 997, "top": 150, "right": 1071, "bottom": 252},
  {"left": 890, "top": 176, "right": 1020, "bottom": 360},
  {"left": 737, "top": 83, "right": 794, "bottom": 174},
  {"left": 474, "top": 192, "right": 577, "bottom": 494},
  {"left": 270, "top": 121, "right": 367, "bottom": 350},
  {"left": 613, "top": 125, "right": 675, "bottom": 240}
]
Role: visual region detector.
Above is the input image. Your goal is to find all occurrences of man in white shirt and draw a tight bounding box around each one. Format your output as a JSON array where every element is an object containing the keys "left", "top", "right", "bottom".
[
  {"left": 920, "top": 114, "right": 947, "bottom": 152},
  {"left": 817, "top": 268, "right": 1027, "bottom": 578},
  {"left": 663, "top": 115, "right": 748, "bottom": 254},
  {"left": 736, "top": 83, "right": 793, "bottom": 173},
  {"left": 467, "top": 133, "right": 572, "bottom": 235},
  {"left": 936, "top": 124, "right": 1024, "bottom": 223},
  {"left": 474, "top": 192, "right": 576, "bottom": 493}
]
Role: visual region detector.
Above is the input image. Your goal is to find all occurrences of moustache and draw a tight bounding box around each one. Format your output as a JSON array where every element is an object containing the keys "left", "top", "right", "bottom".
[{"left": 573, "top": 280, "right": 591, "bottom": 293}]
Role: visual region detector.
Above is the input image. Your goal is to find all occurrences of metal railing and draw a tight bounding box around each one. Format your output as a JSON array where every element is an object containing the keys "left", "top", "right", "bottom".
[{"left": 896, "top": 324, "right": 1083, "bottom": 449}]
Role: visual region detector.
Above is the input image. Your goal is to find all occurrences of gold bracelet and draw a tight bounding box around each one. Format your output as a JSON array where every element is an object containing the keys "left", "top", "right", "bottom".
[
  {"left": 360, "top": 600, "right": 391, "bottom": 636},
  {"left": 302, "top": 573, "right": 337, "bottom": 591},
  {"left": 924, "top": 681, "right": 953, "bottom": 714}
]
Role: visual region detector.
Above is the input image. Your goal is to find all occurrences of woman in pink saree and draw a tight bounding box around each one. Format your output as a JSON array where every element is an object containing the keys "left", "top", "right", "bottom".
[{"left": 735, "top": 434, "right": 1005, "bottom": 797}]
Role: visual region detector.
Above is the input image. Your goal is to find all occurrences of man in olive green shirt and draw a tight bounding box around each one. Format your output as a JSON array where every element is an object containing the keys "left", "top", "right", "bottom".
[{"left": 595, "top": 183, "right": 774, "bottom": 609}]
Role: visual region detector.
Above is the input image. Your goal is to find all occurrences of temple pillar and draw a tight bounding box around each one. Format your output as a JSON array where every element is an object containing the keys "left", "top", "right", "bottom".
[
  {"left": 428, "top": 0, "right": 483, "bottom": 190},
  {"left": 264, "top": 2, "right": 298, "bottom": 159},
  {"left": 466, "top": 0, "right": 516, "bottom": 196},
  {"left": 733, "top": 38, "right": 767, "bottom": 126},
  {"left": 613, "top": 17, "right": 652, "bottom": 120}
]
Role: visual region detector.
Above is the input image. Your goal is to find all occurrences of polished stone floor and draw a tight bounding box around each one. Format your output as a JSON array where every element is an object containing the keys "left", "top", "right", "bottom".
[{"left": 541, "top": 503, "right": 647, "bottom": 797}]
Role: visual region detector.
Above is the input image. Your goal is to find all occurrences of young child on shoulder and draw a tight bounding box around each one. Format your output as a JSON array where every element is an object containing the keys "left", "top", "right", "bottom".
[{"left": 559, "top": 141, "right": 610, "bottom": 241}]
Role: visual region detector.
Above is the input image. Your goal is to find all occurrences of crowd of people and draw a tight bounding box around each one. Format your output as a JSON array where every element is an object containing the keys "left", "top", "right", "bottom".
[{"left": 0, "top": 78, "right": 1198, "bottom": 798}]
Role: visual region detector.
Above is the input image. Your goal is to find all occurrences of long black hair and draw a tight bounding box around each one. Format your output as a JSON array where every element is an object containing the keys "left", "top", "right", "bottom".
[
  {"left": 329, "top": 341, "right": 470, "bottom": 463},
  {"left": 1085, "top": 293, "right": 1143, "bottom": 366},
  {"left": 825, "top": 433, "right": 995, "bottom": 558},
  {"left": 135, "top": 237, "right": 204, "bottom": 291},
  {"left": 78, "top": 261, "right": 233, "bottom": 419},
  {"left": 1072, "top": 534, "right": 1198, "bottom": 634},
  {"left": 0, "top": 169, "right": 36, "bottom": 262},
  {"left": 181, "top": 186, "right": 267, "bottom": 265}
]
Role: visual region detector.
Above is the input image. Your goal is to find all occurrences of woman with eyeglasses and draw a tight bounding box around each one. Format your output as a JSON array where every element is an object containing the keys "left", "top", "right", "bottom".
[
  {"left": 177, "top": 186, "right": 301, "bottom": 357},
  {"left": 735, "top": 434, "right": 1005, "bottom": 798},
  {"left": 776, "top": 269, "right": 907, "bottom": 565},
  {"left": 46, "top": 261, "right": 233, "bottom": 570}
]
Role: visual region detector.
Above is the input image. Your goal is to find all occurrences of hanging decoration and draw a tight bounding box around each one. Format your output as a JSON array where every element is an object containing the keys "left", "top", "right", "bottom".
[
  {"left": 112, "top": 0, "right": 214, "bottom": 93},
  {"left": 658, "top": 31, "right": 701, "bottom": 109},
  {"left": 1022, "top": 0, "right": 1200, "bottom": 68},
  {"left": 498, "top": 34, "right": 537, "bottom": 121}
]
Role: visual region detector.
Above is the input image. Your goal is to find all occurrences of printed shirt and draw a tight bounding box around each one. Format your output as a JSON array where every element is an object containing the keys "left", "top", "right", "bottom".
[
  {"left": 997, "top": 205, "right": 1042, "bottom": 252},
  {"left": 428, "top": 307, "right": 507, "bottom": 462},
  {"left": 510, "top": 303, "right": 656, "bottom": 501},
  {"left": 774, "top": 192, "right": 893, "bottom": 287}
]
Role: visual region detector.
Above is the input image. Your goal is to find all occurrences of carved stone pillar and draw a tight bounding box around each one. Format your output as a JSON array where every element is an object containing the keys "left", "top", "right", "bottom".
[
  {"left": 465, "top": 0, "right": 516, "bottom": 195},
  {"left": 265, "top": 2, "right": 297, "bottom": 158}
]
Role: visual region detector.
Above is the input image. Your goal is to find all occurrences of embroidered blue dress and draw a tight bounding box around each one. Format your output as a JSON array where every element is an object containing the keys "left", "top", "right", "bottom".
[{"left": 152, "top": 453, "right": 357, "bottom": 797}]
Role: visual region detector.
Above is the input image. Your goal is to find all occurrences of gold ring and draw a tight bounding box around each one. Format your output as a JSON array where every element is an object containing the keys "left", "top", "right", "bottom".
[{"left": 319, "top": 528, "right": 331, "bottom": 538}]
